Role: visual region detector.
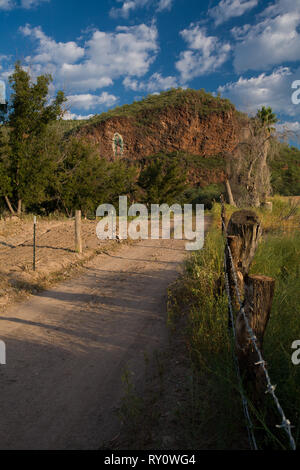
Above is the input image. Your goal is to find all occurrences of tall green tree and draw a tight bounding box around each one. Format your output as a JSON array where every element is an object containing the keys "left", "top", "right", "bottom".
[
  {"left": 137, "top": 156, "right": 188, "bottom": 208},
  {"left": 52, "top": 137, "right": 137, "bottom": 217},
  {"left": 0, "top": 62, "right": 66, "bottom": 215}
]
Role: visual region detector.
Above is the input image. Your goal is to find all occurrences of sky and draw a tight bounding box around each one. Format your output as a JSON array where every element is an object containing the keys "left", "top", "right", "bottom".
[{"left": 0, "top": 0, "right": 300, "bottom": 137}]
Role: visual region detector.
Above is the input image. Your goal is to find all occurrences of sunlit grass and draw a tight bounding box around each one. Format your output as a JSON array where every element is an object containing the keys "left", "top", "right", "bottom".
[{"left": 168, "top": 197, "right": 300, "bottom": 449}]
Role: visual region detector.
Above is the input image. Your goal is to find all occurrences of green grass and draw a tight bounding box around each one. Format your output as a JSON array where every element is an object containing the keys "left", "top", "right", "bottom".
[
  {"left": 168, "top": 199, "right": 300, "bottom": 449},
  {"left": 168, "top": 228, "right": 249, "bottom": 449},
  {"left": 250, "top": 231, "right": 300, "bottom": 447}
]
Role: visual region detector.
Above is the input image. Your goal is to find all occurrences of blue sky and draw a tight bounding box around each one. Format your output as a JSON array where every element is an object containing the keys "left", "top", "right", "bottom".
[{"left": 1, "top": 0, "right": 300, "bottom": 136}]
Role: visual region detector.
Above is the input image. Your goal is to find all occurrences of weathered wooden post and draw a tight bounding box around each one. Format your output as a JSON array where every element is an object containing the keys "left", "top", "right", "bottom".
[
  {"left": 220, "top": 194, "right": 227, "bottom": 234},
  {"left": 225, "top": 210, "right": 261, "bottom": 316},
  {"left": 226, "top": 210, "right": 275, "bottom": 398},
  {"left": 241, "top": 274, "right": 275, "bottom": 395},
  {"left": 33, "top": 216, "right": 37, "bottom": 271},
  {"left": 262, "top": 201, "right": 273, "bottom": 212},
  {"left": 75, "top": 210, "right": 82, "bottom": 254}
]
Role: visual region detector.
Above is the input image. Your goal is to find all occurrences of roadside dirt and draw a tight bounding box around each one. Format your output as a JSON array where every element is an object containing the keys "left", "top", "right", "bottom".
[
  {"left": 0, "top": 217, "right": 117, "bottom": 311},
  {"left": 0, "top": 231, "right": 194, "bottom": 449}
]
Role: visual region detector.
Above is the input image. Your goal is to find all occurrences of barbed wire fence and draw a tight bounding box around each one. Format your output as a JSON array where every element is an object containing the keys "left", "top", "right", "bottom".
[{"left": 220, "top": 198, "right": 296, "bottom": 451}]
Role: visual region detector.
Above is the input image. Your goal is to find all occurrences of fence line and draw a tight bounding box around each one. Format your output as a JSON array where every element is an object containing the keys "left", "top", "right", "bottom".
[
  {"left": 220, "top": 200, "right": 296, "bottom": 451},
  {"left": 224, "top": 250, "right": 258, "bottom": 450}
]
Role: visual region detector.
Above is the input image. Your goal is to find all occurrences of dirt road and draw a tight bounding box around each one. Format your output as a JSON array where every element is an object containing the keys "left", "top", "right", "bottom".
[{"left": 0, "top": 233, "right": 197, "bottom": 449}]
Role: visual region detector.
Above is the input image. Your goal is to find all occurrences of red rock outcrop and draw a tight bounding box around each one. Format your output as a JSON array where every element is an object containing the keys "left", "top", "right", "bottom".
[{"left": 79, "top": 106, "right": 244, "bottom": 162}]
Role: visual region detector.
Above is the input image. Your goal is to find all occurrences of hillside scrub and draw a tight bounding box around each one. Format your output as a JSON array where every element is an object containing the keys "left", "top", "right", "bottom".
[
  {"left": 270, "top": 144, "right": 300, "bottom": 196},
  {"left": 79, "top": 88, "right": 237, "bottom": 131}
]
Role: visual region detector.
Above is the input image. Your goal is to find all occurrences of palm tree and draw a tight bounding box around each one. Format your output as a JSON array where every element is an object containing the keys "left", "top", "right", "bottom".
[{"left": 256, "top": 106, "right": 278, "bottom": 132}]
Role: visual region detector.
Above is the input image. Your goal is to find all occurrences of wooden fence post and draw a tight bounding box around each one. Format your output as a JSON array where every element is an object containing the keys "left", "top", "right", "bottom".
[
  {"left": 237, "top": 274, "right": 275, "bottom": 396},
  {"left": 262, "top": 201, "right": 273, "bottom": 212},
  {"left": 75, "top": 210, "right": 82, "bottom": 254},
  {"left": 225, "top": 209, "right": 275, "bottom": 399},
  {"left": 220, "top": 194, "right": 227, "bottom": 234},
  {"left": 33, "top": 216, "right": 37, "bottom": 271}
]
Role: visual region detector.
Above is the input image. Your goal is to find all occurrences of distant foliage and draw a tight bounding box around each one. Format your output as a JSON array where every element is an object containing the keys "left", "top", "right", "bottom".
[
  {"left": 184, "top": 184, "right": 225, "bottom": 210},
  {"left": 270, "top": 143, "right": 300, "bottom": 196},
  {"left": 137, "top": 155, "right": 189, "bottom": 207}
]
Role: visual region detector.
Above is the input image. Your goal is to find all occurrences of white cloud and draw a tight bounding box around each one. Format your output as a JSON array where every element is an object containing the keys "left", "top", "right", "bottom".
[
  {"left": 218, "top": 66, "right": 300, "bottom": 117},
  {"left": 110, "top": 0, "right": 173, "bottom": 18},
  {"left": 19, "top": 23, "right": 158, "bottom": 94},
  {"left": 176, "top": 25, "right": 231, "bottom": 81},
  {"left": 21, "top": 25, "right": 85, "bottom": 65},
  {"left": 0, "top": 0, "right": 48, "bottom": 9},
  {"left": 156, "top": 0, "right": 173, "bottom": 12},
  {"left": 123, "top": 72, "right": 178, "bottom": 92},
  {"left": 62, "top": 111, "right": 94, "bottom": 121},
  {"left": 67, "top": 92, "right": 118, "bottom": 111},
  {"left": 21, "top": 0, "right": 49, "bottom": 8},
  {"left": 260, "top": 0, "right": 300, "bottom": 18},
  {"left": 275, "top": 120, "right": 300, "bottom": 142},
  {"left": 233, "top": 0, "right": 300, "bottom": 72},
  {"left": 209, "top": 0, "right": 258, "bottom": 26},
  {"left": 275, "top": 121, "right": 300, "bottom": 133},
  {"left": 0, "top": 0, "right": 14, "bottom": 9}
]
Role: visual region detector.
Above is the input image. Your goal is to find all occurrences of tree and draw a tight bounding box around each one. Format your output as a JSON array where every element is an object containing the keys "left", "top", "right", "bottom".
[
  {"left": 256, "top": 106, "right": 278, "bottom": 132},
  {"left": 1, "top": 62, "right": 66, "bottom": 215},
  {"left": 0, "top": 126, "right": 12, "bottom": 212},
  {"left": 52, "top": 137, "right": 137, "bottom": 217},
  {"left": 225, "top": 108, "right": 279, "bottom": 208},
  {"left": 137, "top": 156, "right": 188, "bottom": 208}
]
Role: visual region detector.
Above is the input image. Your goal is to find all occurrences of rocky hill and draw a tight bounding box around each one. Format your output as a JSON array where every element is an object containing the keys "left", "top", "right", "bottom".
[{"left": 74, "top": 88, "right": 250, "bottom": 186}]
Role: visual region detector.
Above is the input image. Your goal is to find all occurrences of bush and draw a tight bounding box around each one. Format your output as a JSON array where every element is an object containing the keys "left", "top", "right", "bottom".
[{"left": 184, "top": 184, "right": 225, "bottom": 210}]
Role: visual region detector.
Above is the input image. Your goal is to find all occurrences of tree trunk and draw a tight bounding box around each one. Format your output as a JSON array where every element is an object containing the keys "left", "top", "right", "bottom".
[
  {"left": 4, "top": 196, "right": 16, "bottom": 216},
  {"left": 225, "top": 179, "right": 236, "bottom": 207},
  {"left": 17, "top": 199, "right": 22, "bottom": 217}
]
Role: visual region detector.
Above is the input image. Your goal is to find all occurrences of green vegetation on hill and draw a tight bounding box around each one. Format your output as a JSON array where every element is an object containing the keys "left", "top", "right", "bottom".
[
  {"left": 55, "top": 119, "right": 87, "bottom": 132},
  {"left": 141, "top": 151, "right": 225, "bottom": 170},
  {"left": 137, "top": 155, "right": 188, "bottom": 207},
  {"left": 77, "top": 88, "right": 236, "bottom": 131},
  {"left": 139, "top": 152, "right": 226, "bottom": 209},
  {"left": 270, "top": 143, "right": 300, "bottom": 196}
]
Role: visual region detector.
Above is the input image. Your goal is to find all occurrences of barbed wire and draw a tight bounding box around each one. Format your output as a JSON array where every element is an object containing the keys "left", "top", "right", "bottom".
[
  {"left": 220, "top": 204, "right": 296, "bottom": 451},
  {"left": 224, "top": 250, "right": 258, "bottom": 450}
]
